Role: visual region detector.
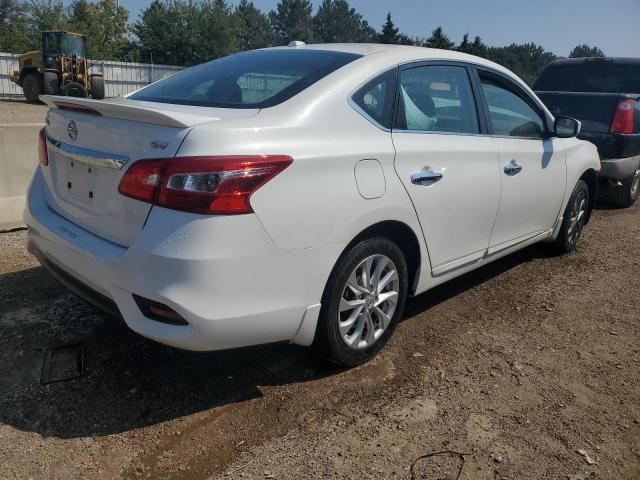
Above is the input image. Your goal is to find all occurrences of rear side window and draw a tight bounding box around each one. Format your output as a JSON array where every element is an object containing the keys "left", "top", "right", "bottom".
[
  {"left": 534, "top": 62, "right": 640, "bottom": 93},
  {"left": 130, "top": 49, "right": 361, "bottom": 109},
  {"left": 351, "top": 69, "right": 397, "bottom": 129},
  {"left": 395, "top": 65, "right": 479, "bottom": 134},
  {"left": 481, "top": 76, "right": 546, "bottom": 139}
]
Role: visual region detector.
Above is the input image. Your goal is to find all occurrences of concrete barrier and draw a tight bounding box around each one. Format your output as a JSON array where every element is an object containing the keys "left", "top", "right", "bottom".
[{"left": 0, "top": 123, "right": 42, "bottom": 230}]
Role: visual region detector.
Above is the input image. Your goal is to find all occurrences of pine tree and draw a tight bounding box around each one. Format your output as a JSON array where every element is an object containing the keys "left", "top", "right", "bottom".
[
  {"left": 270, "top": 0, "right": 314, "bottom": 44},
  {"left": 425, "top": 26, "right": 454, "bottom": 50},
  {"left": 379, "top": 12, "right": 399, "bottom": 44}
]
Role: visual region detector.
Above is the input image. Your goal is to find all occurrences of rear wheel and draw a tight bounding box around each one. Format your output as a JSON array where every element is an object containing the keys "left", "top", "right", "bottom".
[
  {"left": 22, "top": 73, "right": 41, "bottom": 103},
  {"left": 91, "top": 75, "right": 105, "bottom": 99},
  {"left": 552, "top": 179, "right": 589, "bottom": 254},
  {"left": 43, "top": 71, "right": 60, "bottom": 95},
  {"left": 315, "top": 237, "right": 408, "bottom": 367},
  {"left": 607, "top": 169, "right": 640, "bottom": 208}
]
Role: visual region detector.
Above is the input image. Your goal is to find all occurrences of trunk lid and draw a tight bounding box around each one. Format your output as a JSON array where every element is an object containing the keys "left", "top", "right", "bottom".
[{"left": 39, "top": 95, "right": 259, "bottom": 247}]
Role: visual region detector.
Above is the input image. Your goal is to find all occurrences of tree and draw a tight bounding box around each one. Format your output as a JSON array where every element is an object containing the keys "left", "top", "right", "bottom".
[
  {"left": 379, "top": 12, "right": 399, "bottom": 44},
  {"left": 425, "top": 26, "right": 454, "bottom": 50},
  {"left": 457, "top": 33, "right": 471, "bottom": 54},
  {"left": 569, "top": 44, "right": 605, "bottom": 58},
  {"left": 134, "top": 0, "right": 240, "bottom": 66},
  {"left": 69, "top": 0, "right": 129, "bottom": 60},
  {"left": 486, "top": 43, "right": 556, "bottom": 85},
  {"left": 235, "top": 0, "right": 275, "bottom": 50},
  {"left": 470, "top": 35, "right": 488, "bottom": 57},
  {"left": 0, "top": 0, "right": 30, "bottom": 52},
  {"left": 270, "top": 0, "right": 314, "bottom": 44},
  {"left": 314, "top": 0, "right": 376, "bottom": 43}
]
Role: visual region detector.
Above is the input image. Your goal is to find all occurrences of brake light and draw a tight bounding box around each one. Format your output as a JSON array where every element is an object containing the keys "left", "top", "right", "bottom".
[
  {"left": 118, "top": 155, "right": 293, "bottom": 215},
  {"left": 54, "top": 102, "right": 101, "bottom": 115},
  {"left": 610, "top": 99, "right": 635, "bottom": 134},
  {"left": 38, "top": 127, "right": 48, "bottom": 166}
]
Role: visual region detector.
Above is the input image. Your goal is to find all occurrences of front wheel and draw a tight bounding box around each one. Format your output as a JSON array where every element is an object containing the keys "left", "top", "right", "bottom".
[
  {"left": 552, "top": 179, "right": 590, "bottom": 254},
  {"left": 315, "top": 237, "right": 408, "bottom": 367},
  {"left": 22, "top": 73, "right": 41, "bottom": 103}
]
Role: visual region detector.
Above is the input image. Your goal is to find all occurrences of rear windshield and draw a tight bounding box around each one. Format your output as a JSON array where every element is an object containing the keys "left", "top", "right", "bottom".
[
  {"left": 129, "top": 49, "right": 361, "bottom": 108},
  {"left": 534, "top": 62, "right": 640, "bottom": 93}
]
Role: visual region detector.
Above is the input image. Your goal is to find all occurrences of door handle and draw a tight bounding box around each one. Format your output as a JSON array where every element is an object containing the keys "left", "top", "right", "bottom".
[
  {"left": 411, "top": 170, "right": 443, "bottom": 186},
  {"left": 504, "top": 160, "right": 523, "bottom": 176}
]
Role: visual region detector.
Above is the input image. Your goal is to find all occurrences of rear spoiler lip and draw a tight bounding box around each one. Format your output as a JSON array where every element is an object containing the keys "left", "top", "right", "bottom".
[{"left": 39, "top": 95, "right": 258, "bottom": 128}]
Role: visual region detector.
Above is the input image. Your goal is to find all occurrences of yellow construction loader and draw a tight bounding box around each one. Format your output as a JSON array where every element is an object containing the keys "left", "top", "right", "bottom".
[{"left": 9, "top": 31, "right": 105, "bottom": 103}]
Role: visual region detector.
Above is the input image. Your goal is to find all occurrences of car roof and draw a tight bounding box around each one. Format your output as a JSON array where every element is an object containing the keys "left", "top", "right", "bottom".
[{"left": 271, "top": 42, "right": 512, "bottom": 75}]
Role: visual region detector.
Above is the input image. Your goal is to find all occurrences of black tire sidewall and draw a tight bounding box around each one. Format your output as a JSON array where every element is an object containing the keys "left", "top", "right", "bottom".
[
  {"left": 558, "top": 179, "right": 589, "bottom": 253},
  {"left": 22, "top": 74, "right": 41, "bottom": 103},
  {"left": 316, "top": 237, "right": 408, "bottom": 367},
  {"left": 91, "top": 75, "right": 105, "bottom": 99},
  {"left": 43, "top": 71, "right": 59, "bottom": 95}
]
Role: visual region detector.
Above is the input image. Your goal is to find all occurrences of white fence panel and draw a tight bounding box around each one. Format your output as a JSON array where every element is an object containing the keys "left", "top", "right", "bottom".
[{"left": 0, "top": 52, "right": 182, "bottom": 99}]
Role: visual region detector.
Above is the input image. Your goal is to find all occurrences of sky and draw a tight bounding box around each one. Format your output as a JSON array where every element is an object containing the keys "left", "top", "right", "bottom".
[{"left": 113, "top": 0, "right": 639, "bottom": 57}]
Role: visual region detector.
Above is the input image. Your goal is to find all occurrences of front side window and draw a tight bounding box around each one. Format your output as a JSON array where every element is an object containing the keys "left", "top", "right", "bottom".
[
  {"left": 351, "top": 69, "right": 397, "bottom": 129},
  {"left": 395, "top": 65, "right": 479, "bottom": 134},
  {"left": 130, "top": 49, "right": 361, "bottom": 109},
  {"left": 481, "top": 76, "right": 546, "bottom": 138}
]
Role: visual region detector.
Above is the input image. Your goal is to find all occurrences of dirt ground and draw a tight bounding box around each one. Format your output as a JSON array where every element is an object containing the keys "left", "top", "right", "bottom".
[
  {"left": 0, "top": 99, "right": 639, "bottom": 479},
  {"left": 0, "top": 200, "right": 638, "bottom": 480},
  {"left": 0, "top": 99, "right": 48, "bottom": 124}
]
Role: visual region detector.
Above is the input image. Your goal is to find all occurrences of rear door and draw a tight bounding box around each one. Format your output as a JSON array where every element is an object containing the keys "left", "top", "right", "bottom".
[
  {"left": 477, "top": 70, "right": 566, "bottom": 252},
  {"left": 392, "top": 62, "right": 501, "bottom": 276}
]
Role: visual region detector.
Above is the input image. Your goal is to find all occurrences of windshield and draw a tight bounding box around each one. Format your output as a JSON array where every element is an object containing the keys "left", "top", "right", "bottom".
[
  {"left": 129, "top": 49, "right": 361, "bottom": 109},
  {"left": 43, "top": 33, "right": 85, "bottom": 57},
  {"left": 534, "top": 62, "right": 640, "bottom": 93}
]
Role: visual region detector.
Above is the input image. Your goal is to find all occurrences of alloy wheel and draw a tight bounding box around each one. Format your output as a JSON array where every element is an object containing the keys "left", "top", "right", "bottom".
[
  {"left": 338, "top": 254, "right": 399, "bottom": 350},
  {"left": 567, "top": 189, "right": 587, "bottom": 246}
]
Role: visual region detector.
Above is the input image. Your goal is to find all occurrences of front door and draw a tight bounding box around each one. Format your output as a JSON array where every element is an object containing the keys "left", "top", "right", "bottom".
[
  {"left": 477, "top": 72, "right": 566, "bottom": 252},
  {"left": 392, "top": 64, "right": 501, "bottom": 276}
]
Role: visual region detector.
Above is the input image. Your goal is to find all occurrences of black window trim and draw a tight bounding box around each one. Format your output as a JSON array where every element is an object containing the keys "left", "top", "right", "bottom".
[
  {"left": 391, "top": 60, "right": 489, "bottom": 136},
  {"left": 474, "top": 65, "right": 555, "bottom": 139}
]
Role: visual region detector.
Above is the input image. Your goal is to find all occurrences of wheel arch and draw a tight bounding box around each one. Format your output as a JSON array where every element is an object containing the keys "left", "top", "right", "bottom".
[{"left": 341, "top": 220, "right": 422, "bottom": 295}]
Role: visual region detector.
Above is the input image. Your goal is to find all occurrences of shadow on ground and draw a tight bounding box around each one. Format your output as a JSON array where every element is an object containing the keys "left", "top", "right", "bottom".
[{"left": 0, "top": 241, "right": 556, "bottom": 439}]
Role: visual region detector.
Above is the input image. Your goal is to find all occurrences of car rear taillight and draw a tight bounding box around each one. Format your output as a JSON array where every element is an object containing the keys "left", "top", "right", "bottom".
[
  {"left": 610, "top": 99, "right": 635, "bottom": 134},
  {"left": 38, "top": 127, "right": 48, "bottom": 166},
  {"left": 118, "top": 155, "right": 293, "bottom": 215}
]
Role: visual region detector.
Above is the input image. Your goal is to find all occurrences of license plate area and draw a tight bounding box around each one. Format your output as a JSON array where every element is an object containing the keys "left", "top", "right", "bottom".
[{"left": 52, "top": 150, "right": 114, "bottom": 212}]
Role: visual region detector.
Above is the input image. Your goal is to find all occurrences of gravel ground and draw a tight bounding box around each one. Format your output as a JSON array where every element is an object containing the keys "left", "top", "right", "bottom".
[
  {"left": 0, "top": 99, "right": 48, "bottom": 124},
  {"left": 0, "top": 201, "right": 639, "bottom": 479}
]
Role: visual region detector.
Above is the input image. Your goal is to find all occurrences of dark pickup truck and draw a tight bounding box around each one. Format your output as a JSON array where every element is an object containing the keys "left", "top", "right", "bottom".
[{"left": 534, "top": 57, "right": 640, "bottom": 207}]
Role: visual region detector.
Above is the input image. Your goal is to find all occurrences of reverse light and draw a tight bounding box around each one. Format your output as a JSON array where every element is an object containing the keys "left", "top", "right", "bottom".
[
  {"left": 610, "top": 99, "right": 635, "bottom": 134},
  {"left": 38, "top": 127, "right": 48, "bottom": 166},
  {"left": 118, "top": 155, "right": 293, "bottom": 215}
]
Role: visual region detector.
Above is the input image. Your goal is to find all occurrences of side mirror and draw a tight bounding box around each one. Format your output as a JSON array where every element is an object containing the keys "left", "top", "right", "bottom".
[{"left": 554, "top": 115, "right": 581, "bottom": 138}]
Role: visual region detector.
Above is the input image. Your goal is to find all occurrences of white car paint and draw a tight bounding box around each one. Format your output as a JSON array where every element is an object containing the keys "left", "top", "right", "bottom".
[{"left": 26, "top": 44, "right": 600, "bottom": 353}]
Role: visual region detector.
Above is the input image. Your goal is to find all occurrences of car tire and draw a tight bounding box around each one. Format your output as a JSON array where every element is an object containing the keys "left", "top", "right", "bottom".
[
  {"left": 607, "top": 169, "right": 640, "bottom": 208},
  {"left": 22, "top": 73, "right": 42, "bottom": 103},
  {"left": 315, "top": 237, "right": 408, "bottom": 367},
  {"left": 91, "top": 75, "right": 105, "bottom": 100},
  {"left": 552, "top": 179, "right": 590, "bottom": 254},
  {"left": 43, "top": 71, "right": 60, "bottom": 95}
]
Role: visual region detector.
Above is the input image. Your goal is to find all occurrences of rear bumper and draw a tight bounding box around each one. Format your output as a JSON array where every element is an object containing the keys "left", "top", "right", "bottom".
[
  {"left": 599, "top": 155, "right": 640, "bottom": 180},
  {"left": 579, "top": 131, "right": 640, "bottom": 160},
  {"left": 24, "top": 167, "right": 335, "bottom": 351}
]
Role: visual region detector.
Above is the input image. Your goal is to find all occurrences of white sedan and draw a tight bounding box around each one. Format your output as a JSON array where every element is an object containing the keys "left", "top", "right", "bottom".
[{"left": 26, "top": 43, "right": 600, "bottom": 366}]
